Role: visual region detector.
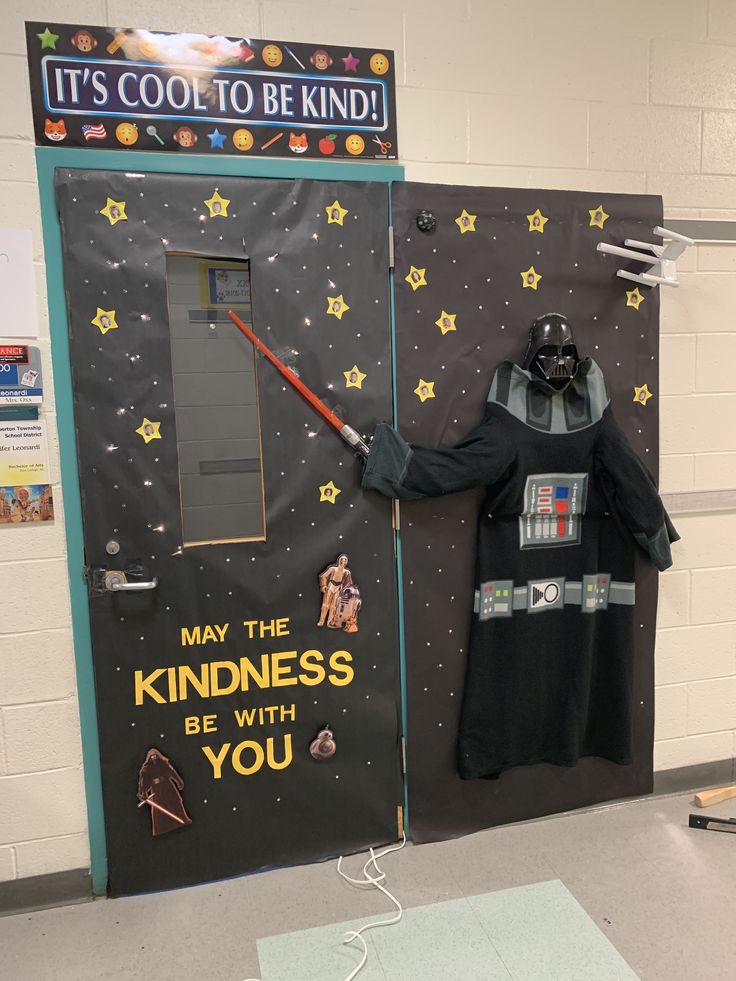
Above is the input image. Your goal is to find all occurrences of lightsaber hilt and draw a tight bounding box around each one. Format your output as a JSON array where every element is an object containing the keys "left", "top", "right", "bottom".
[{"left": 339, "top": 424, "right": 370, "bottom": 459}]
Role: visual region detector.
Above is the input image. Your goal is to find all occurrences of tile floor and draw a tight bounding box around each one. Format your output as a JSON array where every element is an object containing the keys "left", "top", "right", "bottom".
[
  {"left": 2, "top": 792, "right": 735, "bottom": 980},
  {"left": 258, "top": 881, "right": 639, "bottom": 980}
]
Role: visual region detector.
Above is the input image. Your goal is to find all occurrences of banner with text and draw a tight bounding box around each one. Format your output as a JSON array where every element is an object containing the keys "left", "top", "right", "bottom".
[{"left": 25, "top": 22, "right": 398, "bottom": 160}]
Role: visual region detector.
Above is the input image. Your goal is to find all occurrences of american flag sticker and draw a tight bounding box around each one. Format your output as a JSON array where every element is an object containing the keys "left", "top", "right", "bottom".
[{"left": 82, "top": 123, "right": 107, "bottom": 141}]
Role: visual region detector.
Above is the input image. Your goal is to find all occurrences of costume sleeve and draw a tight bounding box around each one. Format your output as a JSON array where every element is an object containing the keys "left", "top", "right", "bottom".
[
  {"left": 362, "top": 417, "right": 516, "bottom": 500},
  {"left": 595, "top": 410, "right": 680, "bottom": 571}
]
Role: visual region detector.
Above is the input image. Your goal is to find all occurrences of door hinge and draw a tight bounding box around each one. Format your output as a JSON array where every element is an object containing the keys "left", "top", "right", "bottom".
[
  {"left": 401, "top": 735, "right": 407, "bottom": 775},
  {"left": 388, "top": 225, "right": 394, "bottom": 269}
]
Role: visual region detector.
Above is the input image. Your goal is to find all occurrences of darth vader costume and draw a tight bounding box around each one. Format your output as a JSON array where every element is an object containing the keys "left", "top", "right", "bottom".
[{"left": 362, "top": 315, "right": 678, "bottom": 779}]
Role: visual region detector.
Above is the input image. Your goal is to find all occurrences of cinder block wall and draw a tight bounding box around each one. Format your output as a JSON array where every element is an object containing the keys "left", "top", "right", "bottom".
[{"left": 1, "top": 0, "right": 734, "bottom": 884}]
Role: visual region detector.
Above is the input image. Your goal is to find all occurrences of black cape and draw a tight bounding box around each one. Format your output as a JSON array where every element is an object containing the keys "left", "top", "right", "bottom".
[{"left": 362, "top": 359, "right": 678, "bottom": 778}]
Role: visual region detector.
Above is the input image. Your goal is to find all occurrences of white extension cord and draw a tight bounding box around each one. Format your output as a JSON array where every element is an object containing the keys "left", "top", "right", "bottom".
[
  {"left": 243, "top": 833, "right": 407, "bottom": 981},
  {"left": 336, "top": 833, "right": 407, "bottom": 981}
]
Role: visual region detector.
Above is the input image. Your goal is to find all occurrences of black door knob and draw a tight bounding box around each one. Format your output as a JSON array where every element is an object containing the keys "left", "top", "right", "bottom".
[{"left": 416, "top": 210, "right": 436, "bottom": 233}]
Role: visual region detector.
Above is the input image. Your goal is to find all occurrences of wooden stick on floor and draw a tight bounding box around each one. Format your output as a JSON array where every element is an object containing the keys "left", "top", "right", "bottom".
[{"left": 694, "top": 786, "right": 736, "bottom": 808}]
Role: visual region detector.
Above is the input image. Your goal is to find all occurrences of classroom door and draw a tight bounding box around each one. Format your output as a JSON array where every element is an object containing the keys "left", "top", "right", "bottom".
[{"left": 55, "top": 167, "right": 402, "bottom": 896}]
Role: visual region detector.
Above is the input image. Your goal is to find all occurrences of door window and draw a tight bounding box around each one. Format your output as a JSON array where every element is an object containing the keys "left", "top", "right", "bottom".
[{"left": 165, "top": 255, "right": 265, "bottom": 545}]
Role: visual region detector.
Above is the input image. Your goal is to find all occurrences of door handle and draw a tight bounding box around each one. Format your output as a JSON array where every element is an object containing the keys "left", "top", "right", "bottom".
[
  {"left": 105, "top": 572, "right": 158, "bottom": 593},
  {"left": 104, "top": 571, "right": 158, "bottom": 592},
  {"left": 84, "top": 566, "right": 159, "bottom": 595}
]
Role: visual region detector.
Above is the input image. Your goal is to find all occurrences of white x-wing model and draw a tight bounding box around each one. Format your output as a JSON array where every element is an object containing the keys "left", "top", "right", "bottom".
[{"left": 597, "top": 225, "right": 694, "bottom": 288}]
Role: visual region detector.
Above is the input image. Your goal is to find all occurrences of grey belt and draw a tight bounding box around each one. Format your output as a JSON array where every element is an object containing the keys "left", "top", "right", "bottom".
[{"left": 473, "top": 575, "right": 635, "bottom": 619}]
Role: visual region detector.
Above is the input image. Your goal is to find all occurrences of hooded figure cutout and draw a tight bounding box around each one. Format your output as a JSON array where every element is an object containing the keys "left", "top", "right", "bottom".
[
  {"left": 362, "top": 358, "right": 678, "bottom": 779},
  {"left": 137, "top": 749, "right": 192, "bottom": 836}
]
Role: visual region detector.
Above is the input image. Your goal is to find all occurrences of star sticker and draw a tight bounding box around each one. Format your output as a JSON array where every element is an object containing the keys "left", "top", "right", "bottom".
[
  {"left": 520, "top": 265, "right": 542, "bottom": 290},
  {"left": 342, "top": 52, "right": 360, "bottom": 72},
  {"left": 136, "top": 418, "right": 162, "bottom": 443},
  {"left": 527, "top": 208, "right": 548, "bottom": 233},
  {"left": 100, "top": 198, "right": 127, "bottom": 225},
  {"left": 207, "top": 128, "right": 226, "bottom": 149},
  {"left": 344, "top": 365, "right": 366, "bottom": 389},
  {"left": 435, "top": 311, "right": 457, "bottom": 335},
  {"left": 455, "top": 209, "right": 477, "bottom": 233},
  {"left": 37, "top": 27, "right": 59, "bottom": 49},
  {"left": 589, "top": 204, "right": 609, "bottom": 229},
  {"left": 405, "top": 266, "right": 427, "bottom": 290},
  {"left": 319, "top": 480, "right": 341, "bottom": 503},
  {"left": 626, "top": 287, "right": 645, "bottom": 310},
  {"left": 633, "top": 384, "right": 654, "bottom": 406},
  {"left": 414, "top": 379, "right": 435, "bottom": 403},
  {"left": 326, "top": 200, "right": 348, "bottom": 225},
  {"left": 91, "top": 308, "right": 118, "bottom": 334},
  {"left": 204, "top": 190, "right": 230, "bottom": 218},
  {"left": 326, "top": 294, "right": 350, "bottom": 320}
]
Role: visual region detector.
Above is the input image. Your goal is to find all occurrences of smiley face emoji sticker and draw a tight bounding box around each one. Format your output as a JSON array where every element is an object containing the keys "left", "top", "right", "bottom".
[
  {"left": 345, "top": 133, "right": 365, "bottom": 156},
  {"left": 369, "top": 52, "right": 389, "bottom": 75},
  {"left": 115, "top": 122, "right": 138, "bottom": 146},
  {"left": 138, "top": 36, "right": 160, "bottom": 60},
  {"left": 233, "top": 128, "right": 254, "bottom": 151},
  {"left": 262, "top": 44, "right": 283, "bottom": 67}
]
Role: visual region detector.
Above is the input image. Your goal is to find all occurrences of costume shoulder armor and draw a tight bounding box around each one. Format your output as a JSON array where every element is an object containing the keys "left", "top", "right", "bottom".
[{"left": 487, "top": 358, "right": 609, "bottom": 433}]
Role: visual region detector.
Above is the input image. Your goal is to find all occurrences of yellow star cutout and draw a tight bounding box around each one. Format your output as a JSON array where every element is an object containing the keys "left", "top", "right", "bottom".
[
  {"left": 405, "top": 266, "right": 427, "bottom": 291},
  {"left": 455, "top": 209, "right": 477, "bottom": 233},
  {"left": 527, "top": 208, "right": 548, "bottom": 233},
  {"left": 326, "top": 200, "right": 348, "bottom": 225},
  {"left": 435, "top": 311, "right": 457, "bottom": 335},
  {"left": 100, "top": 198, "right": 127, "bottom": 225},
  {"left": 589, "top": 204, "right": 609, "bottom": 229},
  {"left": 414, "top": 379, "right": 435, "bottom": 403},
  {"left": 326, "top": 294, "right": 350, "bottom": 320},
  {"left": 626, "top": 287, "right": 645, "bottom": 310},
  {"left": 204, "top": 190, "right": 230, "bottom": 218},
  {"left": 91, "top": 308, "right": 118, "bottom": 334},
  {"left": 520, "top": 265, "right": 542, "bottom": 290},
  {"left": 633, "top": 384, "right": 654, "bottom": 406},
  {"left": 344, "top": 365, "right": 366, "bottom": 389},
  {"left": 135, "top": 418, "right": 162, "bottom": 443},
  {"left": 319, "top": 480, "right": 341, "bottom": 503}
]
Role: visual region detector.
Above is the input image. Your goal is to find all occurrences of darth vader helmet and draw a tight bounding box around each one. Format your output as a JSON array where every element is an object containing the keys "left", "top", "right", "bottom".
[{"left": 522, "top": 313, "right": 579, "bottom": 389}]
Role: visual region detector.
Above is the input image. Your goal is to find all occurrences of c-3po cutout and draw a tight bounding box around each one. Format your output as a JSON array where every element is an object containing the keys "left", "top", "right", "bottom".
[{"left": 317, "top": 553, "right": 362, "bottom": 632}]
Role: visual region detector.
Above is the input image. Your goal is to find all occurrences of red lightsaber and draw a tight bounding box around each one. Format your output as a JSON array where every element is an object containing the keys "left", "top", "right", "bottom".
[
  {"left": 137, "top": 793, "right": 186, "bottom": 824},
  {"left": 227, "top": 310, "right": 370, "bottom": 457}
]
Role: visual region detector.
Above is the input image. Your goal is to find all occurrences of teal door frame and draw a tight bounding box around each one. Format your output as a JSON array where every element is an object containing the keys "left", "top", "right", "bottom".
[{"left": 35, "top": 147, "right": 405, "bottom": 896}]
